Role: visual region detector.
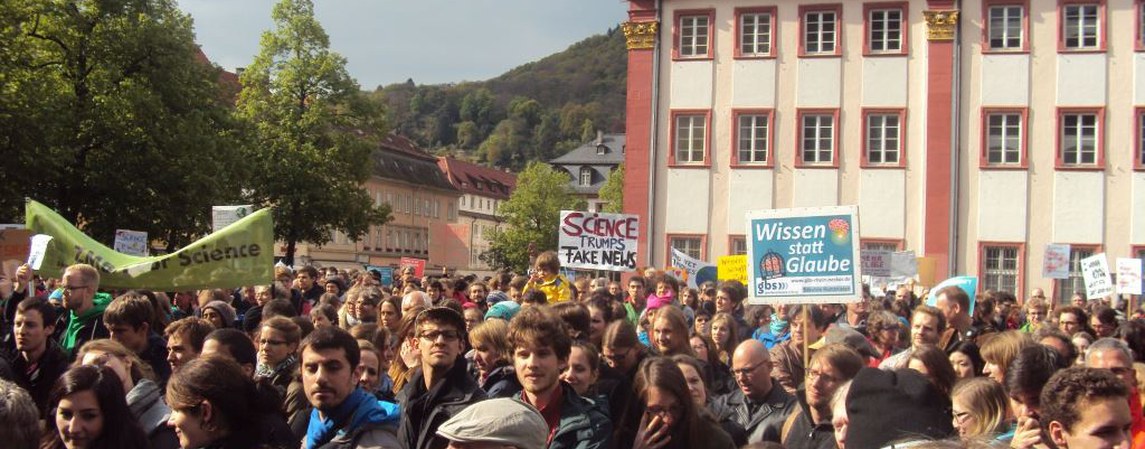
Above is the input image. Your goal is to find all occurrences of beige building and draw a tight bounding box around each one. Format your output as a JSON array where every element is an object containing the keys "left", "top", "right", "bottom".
[
  {"left": 289, "top": 134, "right": 462, "bottom": 271},
  {"left": 437, "top": 157, "right": 516, "bottom": 274},
  {"left": 621, "top": 0, "right": 1145, "bottom": 302}
]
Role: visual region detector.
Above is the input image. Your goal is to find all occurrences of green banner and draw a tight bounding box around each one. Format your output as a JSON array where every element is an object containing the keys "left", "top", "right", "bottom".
[{"left": 25, "top": 199, "right": 274, "bottom": 290}]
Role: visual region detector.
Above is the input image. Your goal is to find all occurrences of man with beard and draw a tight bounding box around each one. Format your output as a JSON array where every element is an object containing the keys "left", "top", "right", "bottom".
[
  {"left": 781, "top": 344, "right": 864, "bottom": 449},
  {"left": 47, "top": 263, "right": 111, "bottom": 357},
  {"left": 880, "top": 305, "right": 946, "bottom": 370},
  {"left": 397, "top": 307, "right": 486, "bottom": 449},
  {"left": 6, "top": 297, "right": 68, "bottom": 416},
  {"left": 509, "top": 306, "right": 610, "bottom": 449}
]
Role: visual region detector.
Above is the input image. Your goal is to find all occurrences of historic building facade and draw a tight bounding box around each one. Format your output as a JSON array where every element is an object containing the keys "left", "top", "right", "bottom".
[
  {"left": 622, "top": 0, "right": 1145, "bottom": 301},
  {"left": 437, "top": 157, "right": 516, "bottom": 273}
]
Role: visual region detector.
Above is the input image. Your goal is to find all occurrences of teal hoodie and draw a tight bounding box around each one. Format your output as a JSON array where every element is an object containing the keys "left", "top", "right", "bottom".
[{"left": 62, "top": 292, "right": 112, "bottom": 356}]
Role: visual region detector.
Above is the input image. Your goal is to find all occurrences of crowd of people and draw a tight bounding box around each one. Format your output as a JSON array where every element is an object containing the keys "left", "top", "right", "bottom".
[{"left": 0, "top": 250, "right": 1140, "bottom": 449}]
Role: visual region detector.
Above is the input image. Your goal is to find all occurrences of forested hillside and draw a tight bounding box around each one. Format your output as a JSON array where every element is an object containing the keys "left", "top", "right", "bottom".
[{"left": 370, "top": 26, "right": 626, "bottom": 170}]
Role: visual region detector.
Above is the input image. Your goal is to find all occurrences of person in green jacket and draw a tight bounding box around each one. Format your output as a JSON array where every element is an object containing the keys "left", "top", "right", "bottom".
[{"left": 57, "top": 264, "right": 112, "bottom": 358}]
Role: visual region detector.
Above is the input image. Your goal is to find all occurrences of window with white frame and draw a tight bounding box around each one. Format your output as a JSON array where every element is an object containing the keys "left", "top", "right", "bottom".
[
  {"left": 988, "top": 5, "right": 1024, "bottom": 50},
  {"left": 737, "top": 113, "right": 769, "bottom": 164},
  {"left": 674, "top": 114, "right": 707, "bottom": 164},
  {"left": 987, "top": 112, "right": 1022, "bottom": 165},
  {"left": 740, "top": 12, "right": 772, "bottom": 56},
  {"left": 868, "top": 8, "right": 903, "bottom": 52},
  {"left": 1060, "top": 113, "right": 1099, "bottom": 166},
  {"left": 981, "top": 245, "right": 1020, "bottom": 294},
  {"left": 1063, "top": 4, "right": 1100, "bottom": 50},
  {"left": 1057, "top": 247, "right": 1095, "bottom": 303},
  {"left": 670, "top": 236, "right": 703, "bottom": 260},
  {"left": 679, "top": 15, "right": 710, "bottom": 57},
  {"left": 579, "top": 167, "right": 593, "bottom": 186},
  {"left": 801, "top": 113, "right": 835, "bottom": 164},
  {"left": 866, "top": 113, "right": 901, "bottom": 164},
  {"left": 804, "top": 10, "right": 838, "bottom": 54},
  {"left": 731, "top": 237, "right": 747, "bottom": 255}
]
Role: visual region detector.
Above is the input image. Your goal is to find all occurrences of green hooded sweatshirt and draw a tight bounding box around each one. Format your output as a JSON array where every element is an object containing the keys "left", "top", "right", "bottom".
[{"left": 61, "top": 292, "right": 112, "bottom": 356}]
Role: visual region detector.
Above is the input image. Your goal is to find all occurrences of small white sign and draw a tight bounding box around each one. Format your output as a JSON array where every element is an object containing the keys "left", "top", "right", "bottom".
[
  {"left": 113, "top": 229, "right": 149, "bottom": 256},
  {"left": 1043, "top": 244, "right": 1071, "bottom": 279},
  {"left": 1081, "top": 253, "right": 1114, "bottom": 300},
  {"left": 212, "top": 205, "right": 254, "bottom": 232},
  {"left": 1116, "top": 258, "right": 1142, "bottom": 296},
  {"left": 27, "top": 234, "right": 53, "bottom": 270},
  {"left": 860, "top": 250, "right": 892, "bottom": 277}
]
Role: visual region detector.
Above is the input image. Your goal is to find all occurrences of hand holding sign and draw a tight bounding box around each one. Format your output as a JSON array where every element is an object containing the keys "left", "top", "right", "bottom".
[{"left": 23, "top": 234, "right": 53, "bottom": 297}]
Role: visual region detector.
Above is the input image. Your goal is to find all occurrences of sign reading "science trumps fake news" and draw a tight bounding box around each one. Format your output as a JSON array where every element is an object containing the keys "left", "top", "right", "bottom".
[{"left": 746, "top": 206, "right": 861, "bottom": 304}]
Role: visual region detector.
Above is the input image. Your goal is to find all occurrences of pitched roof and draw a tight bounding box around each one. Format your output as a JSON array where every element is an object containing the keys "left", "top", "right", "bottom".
[
  {"left": 436, "top": 157, "right": 516, "bottom": 200},
  {"left": 379, "top": 133, "right": 439, "bottom": 163},
  {"left": 372, "top": 134, "right": 457, "bottom": 192},
  {"left": 549, "top": 133, "right": 626, "bottom": 165},
  {"left": 193, "top": 47, "right": 240, "bottom": 102}
]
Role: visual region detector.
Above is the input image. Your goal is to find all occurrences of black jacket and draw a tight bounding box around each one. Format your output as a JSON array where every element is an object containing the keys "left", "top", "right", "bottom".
[
  {"left": 397, "top": 356, "right": 487, "bottom": 449},
  {"left": 782, "top": 389, "right": 836, "bottom": 449},
  {"left": 7, "top": 341, "right": 69, "bottom": 418},
  {"left": 479, "top": 363, "right": 522, "bottom": 398},
  {"left": 711, "top": 381, "right": 795, "bottom": 444},
  {"left": 515, "top": 382, "right": 612, "bottom": 449}
]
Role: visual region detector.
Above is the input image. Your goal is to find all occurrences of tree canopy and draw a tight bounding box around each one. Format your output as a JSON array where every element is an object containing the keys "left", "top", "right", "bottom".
[
  {"left": 482, "top": 162, "right": 585, "bottom": 272},
  {"left": 237, "top": 0, "right": 389, "bottom": 264}
]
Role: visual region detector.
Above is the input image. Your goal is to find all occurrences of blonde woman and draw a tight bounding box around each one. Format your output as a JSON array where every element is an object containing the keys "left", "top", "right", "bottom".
[{"left": 950, "top": 378, "right": 1010, "bottom": 440}]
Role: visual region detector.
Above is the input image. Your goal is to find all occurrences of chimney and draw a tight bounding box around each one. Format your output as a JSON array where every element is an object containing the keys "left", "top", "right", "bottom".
[
  {"left": 595, "top": 130, "right": 603, "bottom": 146},
  {"left": 236, "top": 67, "right": 245, "bottom": 76}
]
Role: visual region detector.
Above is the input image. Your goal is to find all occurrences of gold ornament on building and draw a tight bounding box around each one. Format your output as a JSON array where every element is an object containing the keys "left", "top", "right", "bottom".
[
  {"left": 923, "top": 10, "right": 959, "bottom": 41},
  {"left": 623, "top": 21, "right": 659, "bottom": 50}
]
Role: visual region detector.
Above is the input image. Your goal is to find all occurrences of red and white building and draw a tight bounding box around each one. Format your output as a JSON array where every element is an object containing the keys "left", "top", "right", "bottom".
[{"left": 621, "top": 0, "right": 1145, "bottom": 301}]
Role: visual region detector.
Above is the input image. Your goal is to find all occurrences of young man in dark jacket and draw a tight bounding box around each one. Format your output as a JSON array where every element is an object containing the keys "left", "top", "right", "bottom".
[
  {"left": 7, "top": 297, "right": 69, "bottom": 417},
  {"left": 781, "top": 344, "right": 864, "bottom": 449},
  {"left": 397, "top": 307, "right": 487, "bottom": 449},
  {"left": 510, "top": 306, "right": 611, "bottom": 449}
]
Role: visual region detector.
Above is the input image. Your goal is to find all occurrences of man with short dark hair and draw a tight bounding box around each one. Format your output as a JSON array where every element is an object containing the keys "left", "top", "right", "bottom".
[
  {"left": 624, "top": 276, "right": 647, "bottom": 324},
  {"left": 163, "top": 317, "right": 214, "bottom": 373},
  {"left": 296, "top": 266, "right": 324, "bottom": 313},
  {"left": 934, "top": 285, "right": 972, "bottom": 351},
  {"left": 7, "top": 297, "right": 68, "bottom": 416},
  {"left": 1085, "top": 338, "right": 1145, "bottom": 447},
  {"left": 880, "top": 305, "right": 946, "bottom": 370},
  {"left": 509, "top": 307, "right": 610, "bottom": 449},
  {"left": 1040, "top": 367, "right": 1133, "bottom": 449},
  {"left": 201, "top": 328, "right": 258, "bottom": 377},
  {"left": 712, "top": 339, "right": 795, "bottom": 444},
  {"left": 104, "top": 292, "right": 170, "bottom": 383},
  {"left": 782, "top": 344, "right": 864, "bottom": 449},
  {"left": 397, "top": 307, "right": 486, "bottom": 449},
  {"left": 299, "top": 325, "right": 400, "bottom": 449}
]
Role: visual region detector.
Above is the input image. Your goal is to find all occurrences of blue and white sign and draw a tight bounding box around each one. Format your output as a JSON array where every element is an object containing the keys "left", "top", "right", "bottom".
[{"left": 746, "top": 206, "right": 861, "bottom": 304}]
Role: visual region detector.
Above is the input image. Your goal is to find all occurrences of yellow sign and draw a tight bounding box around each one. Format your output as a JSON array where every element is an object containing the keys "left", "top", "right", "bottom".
[{"left": 718, "top": 255, "right": 748, "bottom": 285}]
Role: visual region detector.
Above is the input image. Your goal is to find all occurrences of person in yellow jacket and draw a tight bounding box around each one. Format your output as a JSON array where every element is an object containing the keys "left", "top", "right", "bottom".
[{"left": 523, "top": 251, "right": 572, "bottom": 303}]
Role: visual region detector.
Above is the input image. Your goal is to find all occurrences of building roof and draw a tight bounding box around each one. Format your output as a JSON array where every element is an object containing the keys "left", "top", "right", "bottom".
[
  {"left": 372, "top": 134, "right": 457, "bottom": 192},
  {"left": 549, "top": 133, "right": 626, "bottom": 165},
  {"left": 193, "top": 47, "right": 240, "bottom": 102},
  {"left": 436, "top": 157, "right": 517, "bottom": 200}
]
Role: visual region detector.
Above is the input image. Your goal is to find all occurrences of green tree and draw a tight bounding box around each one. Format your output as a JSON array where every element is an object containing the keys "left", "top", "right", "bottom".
[
  {"left": 482, "top": 162, "right": 585, "bottom": 272},
  {"left": 237, "top": 0, "right": 389, "bottom": 265},
  {"left": 598, "top": 164, "right": 625, "bottom": 213},
  {"left": 0, "top": 0, "right": 246, "bottom": 249}
]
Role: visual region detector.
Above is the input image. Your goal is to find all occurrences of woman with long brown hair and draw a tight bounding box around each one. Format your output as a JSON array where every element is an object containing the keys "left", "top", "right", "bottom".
[
  {"left": 630, "top": 357, "right": 735, "bottom": 449},
  {"left": 165, "top": 356, "right": 290, "bottom": 449},
  {"left": 40, "top": 365, "right": 148, "bottom": 449}
]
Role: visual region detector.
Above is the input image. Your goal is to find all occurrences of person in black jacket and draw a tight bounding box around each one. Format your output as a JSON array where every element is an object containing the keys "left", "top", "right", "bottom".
[
  {"left": 780, "top": 344, "right": 864, "bottom": 449},
  {"left": 397, "top": 307, "right": 487, "bottom": 449},
  {"left": 7, "top": 297, "right": 69, "bottom": 418}
]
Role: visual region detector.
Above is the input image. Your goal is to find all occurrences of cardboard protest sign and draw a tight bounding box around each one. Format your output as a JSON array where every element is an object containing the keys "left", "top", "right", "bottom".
[
  {"left": 212, "top": 205, "right": 254, "bottom": 232},
  {"left": 0, "top": 228, "right": 32, "bottom": 281},
  {"left": 558, "top": 211, "right": 639, "bottom": 271},
  {"left": 26, "top": 199, "right": 273, "bottom": 290},
  {"left": 1116, "top": 258, "right": 1142, "bottom": 296},
  {"left": 746, "top": 206, "right": 861, "bottom": 304},
  {"left": 1043, "top": 244, "right": 1071, "bottom": 279},
  {"left": 669, "top": 248, "right": 717, "bottom": 289},
  {"left": 1081, "top": 253, "right": 1114, "bottom": 300},
  {"left": 860, "top": 250, "right": 892, "bottom": 277},
  {"left": 718, "top": 255, "right": 748, "bottom": 285},
  {"left": 113, "top": 229, "right": 149, "bottom": 256},
  {"left": 399, "top": 257, "right": 426, "bottom": 277}
]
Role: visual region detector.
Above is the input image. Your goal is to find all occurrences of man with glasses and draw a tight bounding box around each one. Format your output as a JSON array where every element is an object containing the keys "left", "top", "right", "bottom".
[
  {"left": 1085, "top": 338, "right": 1145, "bottom": 445},
  {"left": 19, "top": 263, "right": 111, "bottom": 358},
  {"left": 397, "top": 307, "right": 486, "bottom": 449},
  {"left": 712, "top": 339, "right": 794, "bottom": 444},
  {"left": 781, "top": 344, "right": 864, "bottom": 449}
]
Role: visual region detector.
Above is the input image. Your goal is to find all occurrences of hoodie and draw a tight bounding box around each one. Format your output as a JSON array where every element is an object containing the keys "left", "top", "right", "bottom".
[{"left": 60, "top": 292, "right": 112, "bottom": 357}]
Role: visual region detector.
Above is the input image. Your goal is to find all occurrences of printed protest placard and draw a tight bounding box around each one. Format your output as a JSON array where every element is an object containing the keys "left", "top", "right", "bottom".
[
  {"left": 1081, "top": 253, "right": 1114, "bottom": 300},
  {"left": 212, "top": 205, "right": 254, "bottom": 232},
  {"left": 1043, "top": 244, "right": 1071, "bottom": 279},
  {"left": 669, "top": 248, "right": 717, "bottom": 289},
  {"left": 399, "top": 257, "right": 426, "bottom": 277},
  {"left": 718, "top": 255, "right": 748, "bottom": 285},
  {"left": 926, "top": 276, "right": 979, "bottom": 315},
  {"left": 1116, "top": 258, "right": 1142, "bottom": 296},
  {"left": 860, "top": 250, "right": 892, "bottom": 277},
  {"left": 113, "top": 229, "right": 149, "bottom": 256},
  {"left": 746, "top": 206, "right": 861, "bottom": 304},
  {"left": 558, "top": 211, "right": 639, "bottom": 271},
  {"left": 365, "top": 265, "right": 394, "bottom": 286}
]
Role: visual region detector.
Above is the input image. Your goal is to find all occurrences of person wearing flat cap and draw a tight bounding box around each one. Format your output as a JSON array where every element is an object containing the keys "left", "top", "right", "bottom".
[{"left": 436, "top": 398, "right": 549, "bottom": 449}]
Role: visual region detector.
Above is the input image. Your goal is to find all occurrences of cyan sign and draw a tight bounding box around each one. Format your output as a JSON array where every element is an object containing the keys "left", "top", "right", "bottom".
[{"left": 746, "top": 206, "right": 861, "bottom": 304}]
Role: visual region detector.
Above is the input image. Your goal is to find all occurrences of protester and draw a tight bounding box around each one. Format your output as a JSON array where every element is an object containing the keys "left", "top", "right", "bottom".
[
  {"left": 711, "top": 339, "right": 794, "bottom": 444},
  {"left": 843, "top": 367, "right": 954, "bottom": 448},
  {"left": 8, "top": 297, "right": 69, "bottom": 417},
  {"left": 772, "top": 305, "right": 826, "bottom": 393},
  {"left": 163, "top": 317, "right": 214, "bottom": 374},
  {"left": 469, "top": 319, "right": 521, "bottom": 398},
  {"left": 52, "top": 264, "right": 112, "bottom": 357},
  {"left": 256, "top": 316, "right": 309, "bottom": 433},
  {"left": 950, "top": 377, "right": 1010, "bottom": 440},
  {"left": 299, "top": 326, "right": 401, "bottom": 449},
  {"left": 76, "top": 339, "right": 178, "bottom": 449},
  {"left": 713, "top": 281, "right": 751, "bottom": 342},
  {"left": 933, "top": 286, "right": 973, "bottom": 351},
  {"left": 1090, "top": 305, "right": 1118, "bottom": 339},
  {"left": 561, "top": 341, "right": 601, "bottom": 398},
  {"left": 166, "top": 355, "right": 294, "bottom": 449},
  {"left": 948, "top": 340, "right": 985, "bottom": 380},
  {"left": 1040, "top": 367, "right": 1133, "bottom": 449},
  {"left": 1084, "top": 337, "right": 1145, "bottom": 447},
  {"left": 435, "top": 398, "right": 549, "bottom": 449},
  {"left": 627, "top": 356, "right": 734, "bottom": 449},
  {"left": 41, "top": 365, "right": 149, "bottom": 449},
  {"left": 396, "top": 307, "right": 485, "bottom": 449},
  {"left": 201, "top": 328, "right": 258, "bottom": 377},
  {"left": 103, "top": 292, "right": 170, "bottom": 384},
  {"left": 781, "top": 344, "right": 864, "bottom": 449},
  {"left": 906, "top": 345, "right": 958, "bottom": 397},
  {"left": 651, "top": 306, "right": 693, "bottom": 357},
  {"left": 880, "top": 305, "right": 946, "bottom": 370},
  {"left": 0, "top": 378, "right": 41, "bottom": 449},
  {"left": 586, "top": 295, "right": 615, "bottom": 349},
  {"left": 356, "top": 339, "right": 385, "bottom": 397},
  {"left": 980, "top": 330, "right": 1035, "bottom": 384},
  {"left": 866, "top": 310, "right": 903, "bottom": 367},
  {"left": 201, "top": 300, "right": 237, "bottom": 329},
  {"left": 522, "top": 251, "right": 572, "bottom": 303},
  {"left": 709, "top": 312, "right": 739, "bottom": 365},
  {"left": 1003, "top": 345, "right": 1065, "bottom": 447}
]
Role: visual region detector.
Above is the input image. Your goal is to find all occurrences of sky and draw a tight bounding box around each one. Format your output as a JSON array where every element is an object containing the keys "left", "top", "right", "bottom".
[{"left": 175, "top": 0, "right": 629, "bottom": 90}]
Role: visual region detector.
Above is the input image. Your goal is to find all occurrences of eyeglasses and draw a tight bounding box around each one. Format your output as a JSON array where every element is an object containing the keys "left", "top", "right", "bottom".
[
  {"left": 645, "top": 404, "right": 682, "bottom": 418},
  {"left": 62, "top": 285, "right": 89, "bottom": 292},
  {"left": 602, "top": 347, "right": 633, "bottom": 362},
  {"left": 731, "top": 360, "right": 768, "bottom": 377},
  {"left": 806, "top": 369, "right": 841, "bottom": 385},
  {"left": 419, "top": 329, "right": 461, "bottom": 342}
]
